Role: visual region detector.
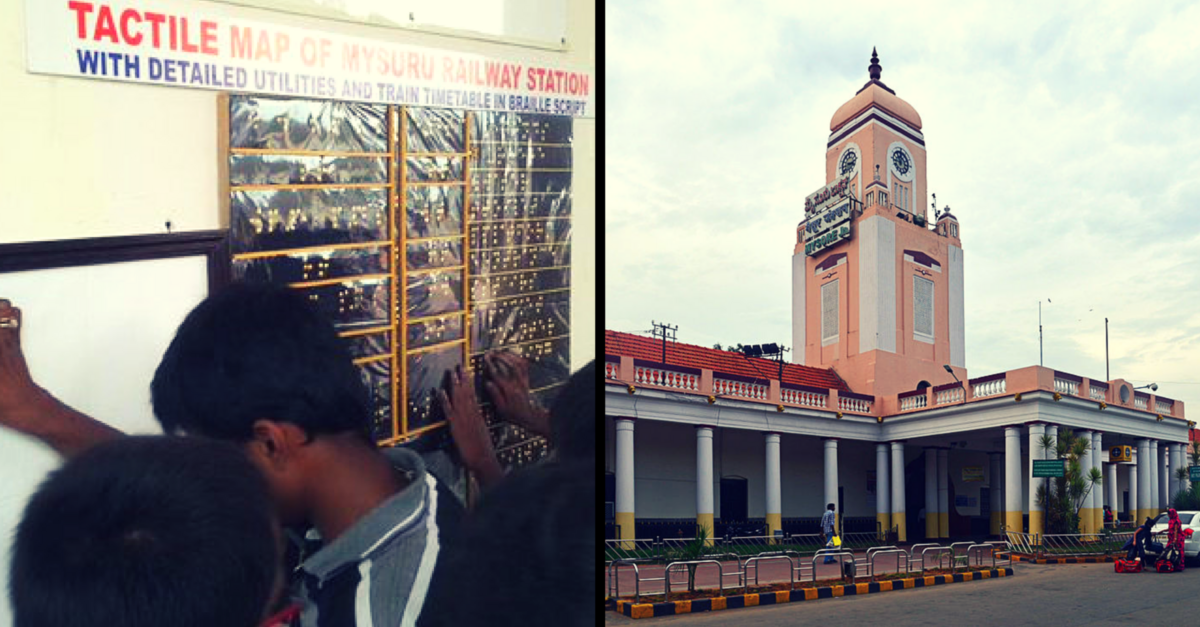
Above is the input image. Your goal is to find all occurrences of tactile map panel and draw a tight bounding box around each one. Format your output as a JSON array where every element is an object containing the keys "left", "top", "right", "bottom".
[{"left": 226, "top": 95, "right": 570, "bottom": 472}]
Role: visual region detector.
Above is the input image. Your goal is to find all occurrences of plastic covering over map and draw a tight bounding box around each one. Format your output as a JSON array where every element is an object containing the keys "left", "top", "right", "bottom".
[{"left": 227, "top": 95, "right": 571, "bottom": 470}]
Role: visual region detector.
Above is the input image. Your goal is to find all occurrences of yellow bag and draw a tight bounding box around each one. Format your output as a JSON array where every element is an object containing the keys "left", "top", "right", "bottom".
[{"left": 832, "top": 535, "right": 842, "bottom": 547}]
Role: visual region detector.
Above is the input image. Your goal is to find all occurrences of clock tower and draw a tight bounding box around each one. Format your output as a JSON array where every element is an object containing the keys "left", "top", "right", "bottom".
[{"left": 791, "top": 50, "right": 965, "bottom": 402}]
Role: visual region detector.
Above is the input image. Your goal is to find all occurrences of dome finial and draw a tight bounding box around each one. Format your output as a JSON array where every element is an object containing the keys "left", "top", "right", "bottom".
[{"left": 869, "top": 48, "right": 881, "bottom": 80}]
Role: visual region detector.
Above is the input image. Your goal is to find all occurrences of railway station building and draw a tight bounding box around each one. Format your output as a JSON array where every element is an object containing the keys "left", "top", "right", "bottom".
[{"left": 603, "top": 51, "right": 1191, "bottom": 547}]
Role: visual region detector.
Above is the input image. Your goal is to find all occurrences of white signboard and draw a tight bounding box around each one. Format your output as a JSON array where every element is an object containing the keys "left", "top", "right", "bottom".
[
  {"left": 24, "top": 0, "right": 594, "bottom": 117},
  {"left": 804, "top": 174, "right": 851, "bottom": 217}
]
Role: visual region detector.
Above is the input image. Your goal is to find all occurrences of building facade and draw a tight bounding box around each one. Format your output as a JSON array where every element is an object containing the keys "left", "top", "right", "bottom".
[{"left": 604, "top": 51, "right": 1191, "bottom": 548}]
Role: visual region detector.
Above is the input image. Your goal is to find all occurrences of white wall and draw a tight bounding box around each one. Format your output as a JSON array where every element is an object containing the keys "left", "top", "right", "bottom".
[
  {"left": 0, "top": 0, "right": 595, "bottom": 368},
  {"left": 633, "top": 420, "right": 700, "bottom": 519}
]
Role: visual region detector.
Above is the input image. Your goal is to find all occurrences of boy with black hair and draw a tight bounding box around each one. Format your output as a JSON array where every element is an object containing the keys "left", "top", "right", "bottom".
[
  {"left": 10, "top": 436, "right": 289, "bottom": 627},
  {"left": 0, "top": 285, "right": 464, "bottom": 627}
]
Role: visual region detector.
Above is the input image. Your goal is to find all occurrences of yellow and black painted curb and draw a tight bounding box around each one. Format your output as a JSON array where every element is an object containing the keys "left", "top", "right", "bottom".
[
  {"left": 1007, "top": 553, "right": 1113, "bottom": 565},
  {"left": 612, "top": 568, "right": 1014, "bottom": 619}
]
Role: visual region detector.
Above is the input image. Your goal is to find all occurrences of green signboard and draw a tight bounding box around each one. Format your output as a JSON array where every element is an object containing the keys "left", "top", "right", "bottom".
[
  {"left": 1033, "top": 459, "right": 1065, "bottom": 478},
  {"left": 1190, "top": 466, "right": 1200, "bottom": 482}
]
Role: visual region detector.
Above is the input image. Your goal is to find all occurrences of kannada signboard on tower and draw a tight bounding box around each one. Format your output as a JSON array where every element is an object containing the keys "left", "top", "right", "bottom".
[{"left": 803, "top": 175, "right": 854, "bottom": 257}]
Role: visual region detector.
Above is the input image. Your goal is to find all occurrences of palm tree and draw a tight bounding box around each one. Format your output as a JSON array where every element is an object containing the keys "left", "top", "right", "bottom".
[{"left": 1035, "top": 427, "right": 1102, "bottom": 534}]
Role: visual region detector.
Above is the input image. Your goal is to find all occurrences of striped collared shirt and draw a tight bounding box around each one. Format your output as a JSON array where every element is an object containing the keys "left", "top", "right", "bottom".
[{"left": 293, "top": 448, "right": 464, "bottom": 627}]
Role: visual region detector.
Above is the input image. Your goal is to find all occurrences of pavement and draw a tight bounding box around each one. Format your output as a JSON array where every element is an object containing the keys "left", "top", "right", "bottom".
[{"left": 604, "top": 561, "right": 1200, "bottom": 625}]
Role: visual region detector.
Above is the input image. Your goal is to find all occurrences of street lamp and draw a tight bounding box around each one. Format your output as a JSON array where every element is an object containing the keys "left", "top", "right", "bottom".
[
  {"left": 1134, "top": 383, "right": 1159, "bottom": 392},
  {"left": 943, "top": 364, "right": 960, "bottom": 383}
]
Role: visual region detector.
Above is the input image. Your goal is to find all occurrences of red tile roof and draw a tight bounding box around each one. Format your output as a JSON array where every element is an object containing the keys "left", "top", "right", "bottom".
[{"left": 605, "top": 330, "right": 848, "bottom": 391}]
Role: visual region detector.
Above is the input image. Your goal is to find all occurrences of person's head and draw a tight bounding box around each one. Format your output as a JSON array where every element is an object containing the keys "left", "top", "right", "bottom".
[
  {"left": 828, "top": 503, "right": 835, "bottom": 511},
  {"left": 10, "top": 436, "right": 283, "bottom": 627},
  {"left": 550, "top": 360, "right": 595, "bottom": 463},
  {"left": 1147, "top": 517, "right": 1156, "bottom": 527},
  {"left": 1169, "top": 508, "right": 1178, "bottom": 520},
  {"left": 151, "top": 281, "right": 373, "bottom": 523}
]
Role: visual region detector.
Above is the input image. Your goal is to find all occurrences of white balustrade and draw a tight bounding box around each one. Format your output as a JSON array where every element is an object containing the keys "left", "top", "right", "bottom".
[
  {"left": 634, "top": 366, "right": 699, "bottom": 391},
  {"left": 1156, "top": 400, "right": 1172, "bottom": 415},
  {"left": 605, "top": 361, "right": 619, "bottom": 380},
  {"left": 935, "top": 386, "right": 964, "bottom": 405},
  {"left": 838, "top": 395, "right": 873, "bottom": 414},
  {"left": 899, "top": 393, "right": 927, "bottom": 411},
  {"left": 1134, "top": 395, "right": 1148, "bottom": 410},
  {"left": 972, "top": 377, "right": 1007, "bottom": 398},
  {"left": 1089, "top": 385, "right": 1106, "bottom": 401},
  {"left": 1054, "top": 377, "right": 1079, "bottom": 397},
  {"left": 713, "top": 378, "right": 769, "bottom": 400},
  {"left": 781, "top": 387, "right": 828, "bottom": 408}
]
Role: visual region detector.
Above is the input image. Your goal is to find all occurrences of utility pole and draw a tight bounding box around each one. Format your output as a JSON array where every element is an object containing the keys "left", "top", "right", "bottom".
[
  {"left": 1039, "top": 301, "right": 1043, "bottom": 367},
  {"left": 649, "top": 321, "right": 678, "bottom": 364},
  {"left": 1105, "top": 317, "right": 1109, "bottom": 381}
]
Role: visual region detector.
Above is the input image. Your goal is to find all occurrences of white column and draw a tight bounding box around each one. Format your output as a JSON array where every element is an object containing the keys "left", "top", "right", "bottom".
[
  {"left": 1137, "top": 438, "right": 1151, "bottom": 523},
  {"left": 1129, "top": 463, "right": 1138, "bottom": 523},
  {"left": 924, "top": 448, "right": 938, "bottom": 540},
  {"left": 1175, "top": 442, "right": 1187, "bottom": 496},
  {"left": 615, "top": 418, "right": 636, "bottom": 547},
  {"left": 696, "top": 427, "right": 715, "bottom": 540},
  {"left": 937, "top": 448, "right": 949, "bottom": 538},
  {"left": 1106, "top": 462, "right": 1118, "bottom": 527},
  {"left": 875, "top": 443, "right": 890, "bottom": 538},
  {"left": 891, "top": 442, "right": 907, "bottom": 542},
  {"left": 1005, "top": 426, "right": 1023, "bottom": 533},
  {"left": 1150, "top": 439, "right": 1159, "bottom": 513},
  {"left": 765, "top": 433, "right": 782, "bottom": 538},
  {"left": 1168, "top": 443, "right": 1178, "bottom": 505},
  {"left": 824, "top": 438, "right": 839, "bottom": 533},
  {"left": 1161, "top": 443, "right": 1170, "bottom": 508},
  {"left": 1028, "top": 424, "right": 1046, "bottom": 535},
  {"left": 989, "top": 452, "right": 1003, "bottom": 535},
  {"left": 1092, "top": 432, "right": 1103, "bottom": 534},
  {"left": 1077, "top": 429, "right": 1093, "bottom": 533}
]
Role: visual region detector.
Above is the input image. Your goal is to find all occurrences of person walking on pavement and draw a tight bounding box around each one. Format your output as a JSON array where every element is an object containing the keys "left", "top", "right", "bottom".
[{"left": 821, "top": 503, "right": 837, "bottom": 563}]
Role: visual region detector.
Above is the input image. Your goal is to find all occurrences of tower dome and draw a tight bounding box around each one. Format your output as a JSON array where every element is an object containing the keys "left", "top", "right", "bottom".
[{"left": 830, "top": 49, "right": 922, "bottom": 132}]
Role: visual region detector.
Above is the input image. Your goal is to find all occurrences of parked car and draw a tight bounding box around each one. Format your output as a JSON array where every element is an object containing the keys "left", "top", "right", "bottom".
[{"left": 1150, "top": 511, "right": 1200, "bottom": 564}]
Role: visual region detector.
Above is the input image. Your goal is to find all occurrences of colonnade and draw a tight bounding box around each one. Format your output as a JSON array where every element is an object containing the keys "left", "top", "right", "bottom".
[{"left": 611, "top": 417, "right": 1186, "bottom": 548}]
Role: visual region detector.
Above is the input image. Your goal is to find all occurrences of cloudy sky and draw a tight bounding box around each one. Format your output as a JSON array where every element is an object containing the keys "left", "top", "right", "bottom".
[{"left": 606, "top": 0, "right": 1200, "bottom": 412}]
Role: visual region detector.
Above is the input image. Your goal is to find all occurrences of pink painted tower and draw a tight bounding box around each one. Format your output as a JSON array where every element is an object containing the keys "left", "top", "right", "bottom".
[{"left": 791, "top": 49, "right": 965, "bottom": 399}]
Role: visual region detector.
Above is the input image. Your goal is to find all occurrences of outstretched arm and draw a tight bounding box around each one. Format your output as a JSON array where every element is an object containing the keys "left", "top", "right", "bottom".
[
  {"left": 438, "top": 364, "right": 504, "bottom": 491},
  {"left": 0, "top": 299, "right": 124, "bottom": 457}
]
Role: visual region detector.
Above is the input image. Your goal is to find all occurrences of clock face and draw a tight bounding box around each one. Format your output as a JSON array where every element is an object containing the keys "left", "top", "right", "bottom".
[
  {"left": 891, "top": 149, "right": 911, "bottom": 175},
  {"left": 839, "top": 150, "right": 857, "bottom": 176}
]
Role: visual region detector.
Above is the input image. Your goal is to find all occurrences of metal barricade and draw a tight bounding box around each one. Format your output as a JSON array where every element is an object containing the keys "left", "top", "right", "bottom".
[
  {"left": 608, "top": 560, "right": 643, "bottom": 601},
  {"left": 1005, "top": 530, "right": 1039, "bottom": 556},
  {"left": 743, "top": 555, "right": 796, "bottom": 590},
  {"left": 966, "top": 543, "right": 997, "bottom": 569},
  {"left": 865, "top": 546, "right": 899, "bottom": 565},
  {"left": 1039, "top": 532, "right": 1134, "bottom": 557},
  {"left": 908, "top": 543, "right": 941, "bottom": 570},
  {"left": 919, "top": 546, "right": 953, "bottom": 573},
  {"left": 805, "top": 549, "right": 857, "bottom": 583},
  {"left": 663, "top": 560, "right": 726, "bottom": 602},
  {"left": 868, "top": 549, "right": 909, "bottom": 578},
  {"left": 604, "top": 538, "right": 659, "bottom": 565},
  {"left": 949, "top": 542, "right": 976, "bottom": 570}
]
